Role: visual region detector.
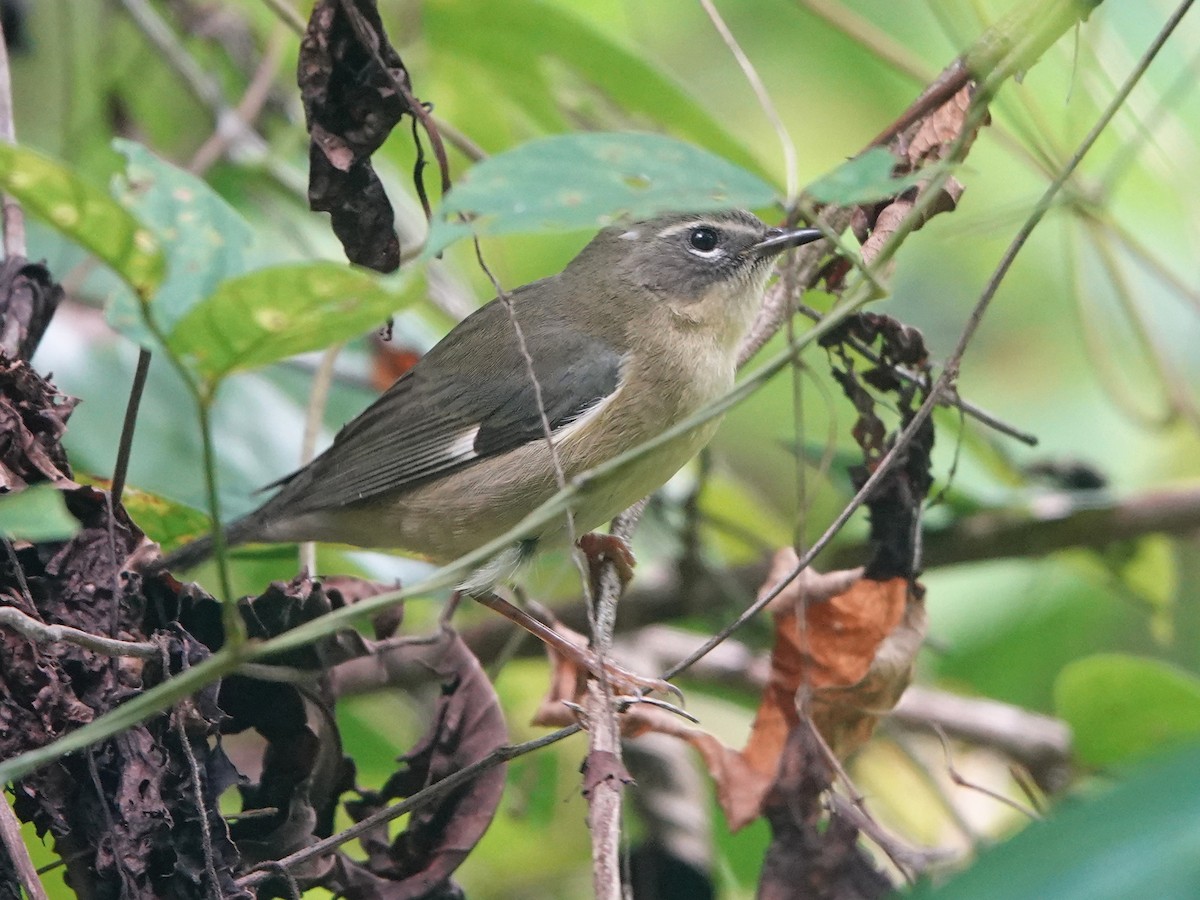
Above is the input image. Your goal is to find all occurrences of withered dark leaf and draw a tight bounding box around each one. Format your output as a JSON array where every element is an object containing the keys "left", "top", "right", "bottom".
[
  {"left": 0, "top": 356, "right": 75, "bottom": 491},
  {"left": 0, "top": 849, "right": 19, "bottom": 900},
  {"left": 758, "top": 722, "right": 891, "bottom": 900},
  {"left": 329, "top": 630, "right": 508, "bottom": 899},
  {"left": 0, "top": 257, "right": 64, "bottom": 362},
  {"left": 299, "top": 0, "right": 413, "bottom": 272},
  {"left": 236, "top": 573, "right": 373, "bottom": 670}
]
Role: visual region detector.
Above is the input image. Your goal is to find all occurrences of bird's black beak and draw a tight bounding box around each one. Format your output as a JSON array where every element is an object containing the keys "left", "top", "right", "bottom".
[{"left": 752, "top": 227, "right": 824, "bottom": 258}]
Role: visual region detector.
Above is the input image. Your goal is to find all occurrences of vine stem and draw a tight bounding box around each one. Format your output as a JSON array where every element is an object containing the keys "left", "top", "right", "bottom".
[{"left": 0, "top": 11, "right": 23, "bottom": 260}]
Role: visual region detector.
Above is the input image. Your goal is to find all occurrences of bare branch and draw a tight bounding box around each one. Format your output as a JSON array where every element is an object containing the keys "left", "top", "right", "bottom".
[
  {"left": 0, "top": 791, "right": 47, "bottom": 900},
  {"left": 0, "top": 12, "right": 24, "bottom": 259},
  {"left": 0, "top": 605, "right": 160, "bottom": 659}
]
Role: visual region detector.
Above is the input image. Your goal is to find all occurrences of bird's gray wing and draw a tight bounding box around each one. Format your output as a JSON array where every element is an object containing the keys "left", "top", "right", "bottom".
[{"left": 268, "top": 295, "right": 622, "bottom": 514}]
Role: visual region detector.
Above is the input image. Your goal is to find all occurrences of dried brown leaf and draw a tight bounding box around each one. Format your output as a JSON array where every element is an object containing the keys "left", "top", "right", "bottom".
[
  {"left": 905, "top": 85, "right": 973, "bottom": 166},
  {"left": 3, "top": 485, "right": 249, "bottom": 898},
  {"left": 0, "top": 357, "right": 74, "bottom": 491},
  {"left": 329, "top": 630, "right": 508, "bottom": 899},
  {"left": 299, "top": 0, "right": 412, "bottom": 271},
  {"left": 0, "top": 258, "right": 64, "bottom": 363},
  {"left": 758, "top": 721, "right": 891, "bottom": 900}
]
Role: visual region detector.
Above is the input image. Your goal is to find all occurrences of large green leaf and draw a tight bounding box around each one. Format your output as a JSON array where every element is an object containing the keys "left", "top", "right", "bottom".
[
  {"left": 424, "top": 0, "right": 766, "bottom": 177},
  {"left": 0, "top": 486, "right": 79, "bottom": 542},
  {"left": 168, "top": 263, "right": 423, "bottom": 382},
  {"left": 805, "top": 147, "right": 929, "bottom": 204},
  {"left": 111, "top": 485, "right": 210, "bottom": 553},
  {"left": 425, "top": 132, "right": 779, "bottom": 254},
  {"left": 0, "top": 143, "right": 164, "bottom": 297},
  {"left": 907, "top": 742, "right": 1200, "bottom": 899},
  {"left": 1055, "top": 654, "right": 1200, "bottom": 767},
  {"left": 107, "top": 139, "right": 254, "bottom": 342}
]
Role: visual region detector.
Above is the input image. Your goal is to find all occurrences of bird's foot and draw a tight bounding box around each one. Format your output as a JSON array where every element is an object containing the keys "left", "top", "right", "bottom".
[
  {"left": 577, "top": 532, "right": 637, "bottom": 587},
  {"left": 470, "top": 590, "right": 678, "bottom": 700}
]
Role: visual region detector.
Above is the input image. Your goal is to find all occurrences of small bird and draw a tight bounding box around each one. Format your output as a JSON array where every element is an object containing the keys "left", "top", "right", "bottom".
[{"left": 161, "top": 209, "right": 821, "bottom": 591}]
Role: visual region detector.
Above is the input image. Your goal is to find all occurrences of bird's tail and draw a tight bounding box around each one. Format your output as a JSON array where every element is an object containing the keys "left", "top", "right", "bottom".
[{"left": 153, "top": 515, "right": 257, "bottom": 574}]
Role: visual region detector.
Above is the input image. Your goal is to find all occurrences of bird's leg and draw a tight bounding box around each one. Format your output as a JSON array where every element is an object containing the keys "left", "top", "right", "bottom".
[
  {"left": 576, "top": 532, "right": 637, "bottom": 587},
  {"left": 467, "top": 589, "right": 677, "bottom": 698}
]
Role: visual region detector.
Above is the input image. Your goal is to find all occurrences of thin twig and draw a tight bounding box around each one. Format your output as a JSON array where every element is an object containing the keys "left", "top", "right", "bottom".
[
  {"left": 886, "top": 730, "right": 986, "bottom": 847},
  {"left": 795, "top": 0, "right": 931, "bottom": 82},
  {"left": 664, "top": 0, "right": 1186, "bottom": 680},
  {"left": 662, "top": 374, "right": 950, "bottom": 680},
  {"left": 260, "top": 0, "right": 307, "bottom": 35},
  {"left": 432, "top": 115, "right": 488, "bottom": 162},
  {"left": 584, "top": 501, "right": 645, "bottom": 900},
  {"left": 336, "top": 0, "right": 452, "bottom": 201},
  {"left": 826, "top": 792, "right": 953, "bottom": 876},
  {"left": 110, "top": 348, "right": 152, "bottom": 506},
  {"left": 188, "top": 24, "right": 288, "bottom": 175},
  {"left": 1, "top": 536, "right": 33, "bottom": 605},
  {"left": 585, "top": 677, "right": 624, "bottom": 900},
  {"left": 0, "top": 13, "right": 24, "bottom": 259},
  {"left": 932, "top": 726, "right": 1041, "bottom": 821},
  {"left": 793, "top": 302, "right": 1038, "bottom": 446},
  {"left": 700, "top": 0, "right": 799, "bottom": 203},
  {"left": 0, "top": 789, "right": 48, "bottom": 900},
  {"left": 1009, "top": 766, "right": 1048, "bottom": 817},
  {"left": 172, "top": 691, "right": 223, "bottom": 897},
  {"left": 0, "top": 605, "right": 160, "bottom": 658},
  {"left": 195, "top": 395, "right": 237, "bottom": 612},
  {"left": 298, "top": 342, "right": 344, "bottom": 574},
  {"left": 468, "top": 238, "right": 584, "bottom": 585},
  {"left": 235, "top": 726, "right": 582, "bottom": 888},
  {"left": 86, "top": 749, "right": 135, "bottom": 896}
]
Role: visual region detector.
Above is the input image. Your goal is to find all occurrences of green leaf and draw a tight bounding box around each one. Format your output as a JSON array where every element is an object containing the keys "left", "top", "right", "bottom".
[
  {"left": 168, "top": 263, "right": 423, "bottom": 382},
  {"left": 0, "top": 486, "right": 79, "bottom": 542},
  {"left": 1055, "top": 654, "right": 1200, "bottom": 767},
  {"left": 116, "top": 485, "right": 210, "bottom": 553},
  {"left": 424, "top": 0, "right": 767, "bottom": 178},
  {"left": 0, "top": 143, "right": 164, "bottom": 296},
  {"left": 907, "top": 742, "right": 1200, "bottom": 900},
  {"left": 107, "top": 139, "right": 254, "bottom": 342},
  {"left": 425, "top": 132, "right": 779, "bottom": 254},
  {"left": 806, "top": 147, "right": 928, "bottom": 204}
]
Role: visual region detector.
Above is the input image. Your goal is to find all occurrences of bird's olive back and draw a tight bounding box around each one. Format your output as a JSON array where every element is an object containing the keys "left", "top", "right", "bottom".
[{"left": 566, "top": 209, "right": 774, "bottom": 301}]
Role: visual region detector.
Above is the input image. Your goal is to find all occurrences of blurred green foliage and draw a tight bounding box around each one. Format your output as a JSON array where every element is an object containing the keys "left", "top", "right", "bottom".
[{"left": 7, "top": 0, "right": 1200, "bottom": 897}]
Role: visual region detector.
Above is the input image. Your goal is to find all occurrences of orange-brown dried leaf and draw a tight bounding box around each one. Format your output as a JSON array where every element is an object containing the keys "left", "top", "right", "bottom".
[
  {"left": 793, "top": 575, "right": 909, "bottom": 690},
  {"left": 370, "top": 338, "right": 423, "bottom": 392},
  {"left": 906, "top": 84, "right": 975, "bottom": 166},
  {"left": 734, "top": 568, "right": 910, "bottom": 808}
]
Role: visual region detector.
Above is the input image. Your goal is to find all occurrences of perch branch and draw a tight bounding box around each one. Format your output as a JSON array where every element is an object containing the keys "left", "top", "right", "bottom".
[
  {"left": 0, "top": 791, "right": 47, "bottom": 900},
  {"left": 0, "top": 605, "right": 161, "bottom": 659}
]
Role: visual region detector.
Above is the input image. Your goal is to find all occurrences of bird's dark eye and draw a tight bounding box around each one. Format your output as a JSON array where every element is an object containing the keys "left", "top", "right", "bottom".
[{"left": 688, "top": 226, "right": 720, "bottom": 253}]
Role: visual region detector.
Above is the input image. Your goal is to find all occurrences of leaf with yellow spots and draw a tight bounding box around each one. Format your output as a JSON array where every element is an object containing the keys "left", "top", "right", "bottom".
[
  {"left": 77, "top": 476, "right": 210, "bottom": 552},
  {"left": 0, "top": 143, "right": 164, "bottom": 298},
  {"left": 167, "top": 262, "right": 424, "bottom": 382},
  {"left": 107, "top": 140, "right": 255, "bottom": 344}
]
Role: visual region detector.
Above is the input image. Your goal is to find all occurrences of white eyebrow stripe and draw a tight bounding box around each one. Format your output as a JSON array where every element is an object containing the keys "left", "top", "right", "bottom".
[
  {"left": 654, "top": 220, "right": 763, "bottom": 241},
  {"left": 655, "top": 221, "right": 711, "bottom": 239}
]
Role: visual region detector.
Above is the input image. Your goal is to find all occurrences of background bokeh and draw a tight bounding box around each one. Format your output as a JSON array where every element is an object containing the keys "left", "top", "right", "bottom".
[{"left": 8, "top": 0, "right": 1200, "bottom": 896}]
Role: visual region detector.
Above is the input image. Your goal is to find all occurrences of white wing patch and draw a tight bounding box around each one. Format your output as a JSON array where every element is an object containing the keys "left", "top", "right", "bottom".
[
  {"left": 446, "top": 427, "right": 481, "bottom": 461},
  {"left": 547, "top": 380, "right": 624, "bottom": 447}
]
